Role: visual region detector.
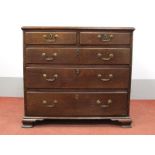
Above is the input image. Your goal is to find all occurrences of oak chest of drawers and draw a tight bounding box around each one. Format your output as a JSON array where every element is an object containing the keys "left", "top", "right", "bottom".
[{"left": 22, "top": 26, "right": 135, "bottom": 128}]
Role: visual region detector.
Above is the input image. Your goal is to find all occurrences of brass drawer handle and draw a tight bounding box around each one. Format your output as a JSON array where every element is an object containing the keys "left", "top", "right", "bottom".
[
  {"left": 97, "top": 73, "right": 113, "bottom": 82},
  {"left": 43, "top": 33, "right": 58, "bottom": 42},
  {"left": 42, "top": 52, "right": 57, "bottom": 61},
  {"left": 96, "top": 99, "right": 112, "bottom": 108},
  {"left": 97, "top": 53, "right": 114, "bottom": 61},
  {"left": 97, "top": 34, "right": 114, "bottom": 42},
  {"left": 43, "top": 73, "right": 58, "bottom": 82},
  {"left": 42, "top": 99, "right": 58, "bottom": 108}
]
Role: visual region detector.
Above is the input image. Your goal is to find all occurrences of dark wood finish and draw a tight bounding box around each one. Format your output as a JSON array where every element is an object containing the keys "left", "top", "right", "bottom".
[
  {"left": 25, "top": 67, "right": 129, "bottom": 89},
  {"left": 25, "top": 32, "right": 76, "bottom": 44},
  {"left": 26, "top": 91, "right": 128, "bottom": 117},
  {"left": 22, "top": 26, "right": 135, "bottom": 31},
  {"left": 22, "top": 116, "right": 132, "bottom": 128},
  {"left": 26, "top": 48, "right": 130, "bottom": 65},
  {"left": 22, "top": 26, "right": 134, "bottom": 128},
  {"left": 80, "top": 32, "right": 131, "bottom": 45}
]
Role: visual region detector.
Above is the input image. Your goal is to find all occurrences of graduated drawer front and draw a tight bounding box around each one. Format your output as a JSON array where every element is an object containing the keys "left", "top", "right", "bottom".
[
  {"left": 25, "top": 32, "right": 76, "bottom": 44},
  {"left": 26, "top": 91, "right": 128, "bottom": 116},
  {"left": 25, "top": 48, "right": 130, "bottom": 65},
  {"left": 80, "top": 32, "right": 131, "bottom": 45},
  {"left": 25, "top": 67, "right": 129, "bottom": 89}
]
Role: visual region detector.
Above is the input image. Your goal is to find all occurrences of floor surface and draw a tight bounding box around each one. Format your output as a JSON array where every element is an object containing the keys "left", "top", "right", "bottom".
[{"left": 0, "top": 97, "right": 155, "bottom": 135}]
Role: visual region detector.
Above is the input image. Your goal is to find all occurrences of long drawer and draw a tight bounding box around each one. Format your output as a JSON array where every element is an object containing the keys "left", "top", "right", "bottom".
[
  {"left": 25, "top": 32, "right": 76, "bottom": 44},
  {"left": 26, "top": 91, "right": 128, "bottom": 116},
  {"left": 25, "top": 67, "right": 129, "bottom": 89},
  {"left": 80, "top": 32, "right": 131, "bottom": 45},
  {"left": 25, "top": 48, "right": 130, "bottom": 65}
]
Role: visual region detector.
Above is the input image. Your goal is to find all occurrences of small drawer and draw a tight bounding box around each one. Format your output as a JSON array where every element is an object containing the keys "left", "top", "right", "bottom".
[
  {"left": 25, "top": 67, "right": 129, "bottom": 89},
  {"left": 25, "top": 48, "right": 130, "bottom": 65},
  {"left": 25, "top": 32, "right": 76, "bottom": 44},
  {"left": 80, "top": 32, "right": 131, "bottom": 45},
  {"left": 26, "top": 91, "right": 128, "bottom": 116}
]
